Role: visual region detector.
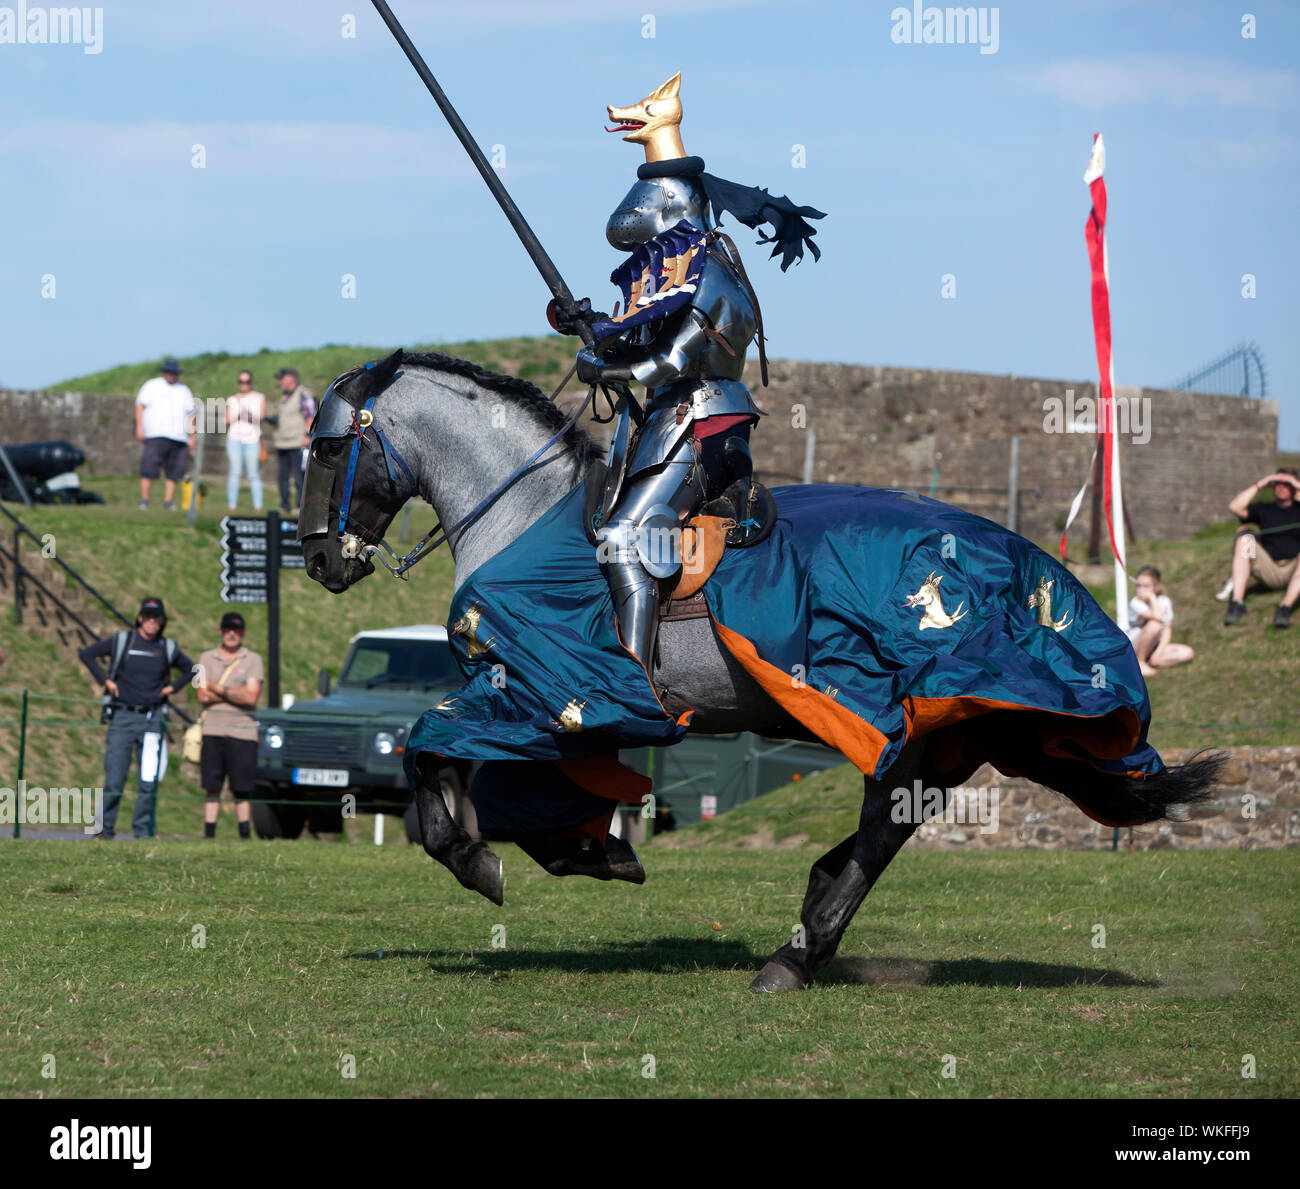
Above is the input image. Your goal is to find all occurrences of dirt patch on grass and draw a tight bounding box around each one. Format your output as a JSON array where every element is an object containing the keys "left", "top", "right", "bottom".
[
  {"left": 823, "top": 957, "right": 936, "bottom": 987},
  {"left": 658, "top": 827, "right": 812, "bottom": 851}
]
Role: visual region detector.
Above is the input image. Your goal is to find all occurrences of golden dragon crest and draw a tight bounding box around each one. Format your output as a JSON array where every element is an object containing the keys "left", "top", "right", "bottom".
[
  {"left": 903, "top": 571, "right": 969, "bottom": 632},
  {"left": 1027, "top": 576, "right": 1074, "bottom": 632}
]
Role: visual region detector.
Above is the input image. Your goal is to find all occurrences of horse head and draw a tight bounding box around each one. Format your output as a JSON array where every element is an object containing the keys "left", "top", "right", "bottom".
[
  {"left": 298, "top": 349, "right": 595, "bottom": 597},
  {"left": 299, "top": 355, "right": 415, "bottom": 593}
]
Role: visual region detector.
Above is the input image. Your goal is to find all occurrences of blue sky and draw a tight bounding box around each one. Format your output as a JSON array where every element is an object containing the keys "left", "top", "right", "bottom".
[{"left": 2, "top": 0, "right": 1297, "bottom": 446}]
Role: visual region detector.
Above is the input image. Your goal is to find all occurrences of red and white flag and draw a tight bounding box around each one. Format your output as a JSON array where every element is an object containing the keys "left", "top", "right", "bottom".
[{"left": 1060, "top": 133, "right": 1129, "bottom": 629}]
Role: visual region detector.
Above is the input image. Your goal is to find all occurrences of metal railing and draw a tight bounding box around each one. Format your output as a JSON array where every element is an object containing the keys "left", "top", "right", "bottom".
[
  {"left": 0, "top": 532, "right": 103, "bottom": 644},
  {"left": 1169, "top": 341, "right": 1267, "bottom": 399},
  {"left": 0, "top": 501, "right": 132, "bottom": 630}
]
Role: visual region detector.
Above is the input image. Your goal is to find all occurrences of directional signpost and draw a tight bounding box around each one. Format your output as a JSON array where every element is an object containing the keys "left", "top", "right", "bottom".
[{"left": 220, "top": 513, "right": 304, "bottom": 707}]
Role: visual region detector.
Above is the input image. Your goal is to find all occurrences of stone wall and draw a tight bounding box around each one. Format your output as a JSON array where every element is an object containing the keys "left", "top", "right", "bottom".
[
  {"left": 0, "top": 388, "right": 141, "bottom": 477},
  {"left": 721, "top": 361, "right": 1279, "bottom": 543},
  {"left": 904, "top": 747, "right": 1299, "bottom": 851},
  {"left": 2, "top": 360, "right": 1279, "bottom": 542},
  {"left": 0, "top": 387, "right": 275, "bottom": 490}
]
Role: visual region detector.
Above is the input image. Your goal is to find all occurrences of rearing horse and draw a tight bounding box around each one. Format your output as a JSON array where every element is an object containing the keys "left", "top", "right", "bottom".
[{"left": 299, "top": 349, "right": 1222, "bottom": 992}]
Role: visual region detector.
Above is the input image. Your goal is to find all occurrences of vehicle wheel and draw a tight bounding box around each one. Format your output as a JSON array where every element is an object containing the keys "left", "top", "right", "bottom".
[
  {"left": 404, "top": 769, "right": 464, "bottom": 844},
  {"left": 252, "top": 796, "right": 306, "bottom": 840},
  {"left": 307, "top": 801, "right": 344, "bottom": 837}
]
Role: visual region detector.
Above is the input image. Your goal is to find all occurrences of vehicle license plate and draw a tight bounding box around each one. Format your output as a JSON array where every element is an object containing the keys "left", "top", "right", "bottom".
[{"left": 292, "top": 768, "right": 349, "bottom": 787}]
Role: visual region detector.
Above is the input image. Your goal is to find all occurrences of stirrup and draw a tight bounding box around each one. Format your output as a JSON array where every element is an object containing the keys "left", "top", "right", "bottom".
[{"left": 703, "top": 478, "right": 777, "bottom": 548}]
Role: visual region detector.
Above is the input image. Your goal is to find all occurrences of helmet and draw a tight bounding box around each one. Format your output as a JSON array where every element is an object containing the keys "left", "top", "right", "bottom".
[{"left": 606, "top": 176, "right": 712, "bottom": 252}]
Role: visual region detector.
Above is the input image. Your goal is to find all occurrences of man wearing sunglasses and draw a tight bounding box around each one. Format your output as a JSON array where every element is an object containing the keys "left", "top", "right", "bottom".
[{"left": 196, "top": 612, "right": 264, "bottom": 839}]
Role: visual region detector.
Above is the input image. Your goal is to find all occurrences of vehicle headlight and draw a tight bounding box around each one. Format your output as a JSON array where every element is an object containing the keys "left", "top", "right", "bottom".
[
  {"left": 264, "top": 725, "right": 284, "bottom": 750},
  {"left": 372, "top": 730, "right": 398, "bottom": 757}
]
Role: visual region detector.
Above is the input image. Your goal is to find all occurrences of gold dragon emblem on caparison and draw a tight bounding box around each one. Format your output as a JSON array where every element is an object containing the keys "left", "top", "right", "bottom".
[
  {"left": 451, "top": 601, "right": 497, "bottom": 657},
  {"left": 557, "top": 699, "right": 587, "bottom": 733},
  {"left": 1027, "top": 576, "right": 1074, "bottom": 632},
  {"left": 434, "top": 696, "right": 461, "bottom": 718},
  {"left": 903, "top": 571, "right": 969, "bottom": 632}
]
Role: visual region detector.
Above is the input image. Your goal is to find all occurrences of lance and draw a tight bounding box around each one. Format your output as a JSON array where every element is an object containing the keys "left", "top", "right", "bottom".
[{"left": 370, "top": 0, "right": 598, "bottom": 347}]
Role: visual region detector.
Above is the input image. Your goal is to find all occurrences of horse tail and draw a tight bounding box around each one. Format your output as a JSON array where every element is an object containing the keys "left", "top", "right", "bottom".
[{"left": 1040, "top": 749, "right": 1228, "bottom": 827}]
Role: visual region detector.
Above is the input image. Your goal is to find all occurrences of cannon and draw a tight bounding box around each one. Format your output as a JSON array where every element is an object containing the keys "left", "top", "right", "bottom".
[{"left": 0, "top": 440, "right": 104, "bottom": 505}]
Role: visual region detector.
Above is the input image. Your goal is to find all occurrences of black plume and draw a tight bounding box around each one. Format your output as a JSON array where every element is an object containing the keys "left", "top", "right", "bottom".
[{"left": 699, "top": 172, "right": 826, "bottom": 271}]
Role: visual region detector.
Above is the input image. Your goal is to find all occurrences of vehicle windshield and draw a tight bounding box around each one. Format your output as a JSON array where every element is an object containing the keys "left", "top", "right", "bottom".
[{"left": 337, "top": 637, "right": 462, "bottom": 690}]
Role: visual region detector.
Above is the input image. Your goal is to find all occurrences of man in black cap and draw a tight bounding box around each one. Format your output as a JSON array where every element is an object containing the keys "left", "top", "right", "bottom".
[
  {"left": 268, "top": 366, "right": 316, "bottom": 513},
  {"left": 196, "top": 612, "right": 264, "bottom": 839},
  {"left": 79, "top": 598, "right": 195, "bottom": 838},
  {"left": 135, "top": 359, "right": 197, "bottom": 510}
]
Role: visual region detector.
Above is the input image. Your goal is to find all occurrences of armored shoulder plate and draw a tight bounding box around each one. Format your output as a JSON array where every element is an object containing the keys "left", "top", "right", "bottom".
[{"left": 686, "top": 249, "right": 756, "bottom": 378}]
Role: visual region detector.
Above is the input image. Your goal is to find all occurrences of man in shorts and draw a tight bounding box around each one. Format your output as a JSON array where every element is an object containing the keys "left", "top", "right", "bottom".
[
  {"left": 135, "top": 358, "right": 196, "bottom": 510},
  {"left": 197, "top": 611, "right": 264, "bottom": 838},
  {"left": 1224, "top": 467, "right": 1300, "bottom": 629}
]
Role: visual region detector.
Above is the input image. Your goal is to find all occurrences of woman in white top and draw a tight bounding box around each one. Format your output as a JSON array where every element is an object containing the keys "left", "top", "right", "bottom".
[
  {"left": 225, "top": 371, "right": 266, "bottom": 511},
  {"left": 1127, "top": 565, "right": 1193, "bottom": 677}
]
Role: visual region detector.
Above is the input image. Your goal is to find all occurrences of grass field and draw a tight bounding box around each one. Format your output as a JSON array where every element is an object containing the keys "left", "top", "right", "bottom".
[{"left": 1, "top": 837, "right": 1295, "bottom": 1098}]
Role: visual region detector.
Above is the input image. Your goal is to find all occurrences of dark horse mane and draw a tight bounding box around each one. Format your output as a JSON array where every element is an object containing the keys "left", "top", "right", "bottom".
[{"left": 334, "top": 347, "right": 597, "bottom": 466}]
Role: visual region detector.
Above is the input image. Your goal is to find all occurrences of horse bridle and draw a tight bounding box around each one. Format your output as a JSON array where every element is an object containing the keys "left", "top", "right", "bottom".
[{"left": 303, "top": 361, "right": 598, "bottom": 580}]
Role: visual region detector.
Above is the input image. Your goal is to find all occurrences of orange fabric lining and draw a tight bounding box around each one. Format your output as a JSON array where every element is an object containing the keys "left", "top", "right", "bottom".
[
  {"left": 575, "top": 805, "right": 617, "bottom": 841},
  {"left": 714, "top": 621, "right": 1145, "bottom": 785},
  {"left": 712, "top": 621, "right": 891, "bottom": 775},
  {"left": 902, "top": 695, "right": 1141, "bottom": 762},
  {"left": 554, "top": 754, "right": 652, "bottom": 805}
]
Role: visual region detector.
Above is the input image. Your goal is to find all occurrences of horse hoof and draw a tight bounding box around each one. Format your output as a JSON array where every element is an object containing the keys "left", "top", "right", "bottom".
[
  {"left": 455, "top": 842, "right": 504, "bottom": 906},
  {"left": 750, "top": 961, "right": 806, "bottom": 994},
  {"left": 605, "top": 836, "right": 646, "bottom": 885}
]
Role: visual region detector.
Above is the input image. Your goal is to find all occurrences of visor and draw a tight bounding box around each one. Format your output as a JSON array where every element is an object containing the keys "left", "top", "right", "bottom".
[
  {"left": 312, "top": 383, "right": 359, "bottom": 439},
  {"left": 299, "top": 449, "right": 340, "bottom": 541},
  {"left": 297, "top": 377, "right": 418, "bottom": 544}
]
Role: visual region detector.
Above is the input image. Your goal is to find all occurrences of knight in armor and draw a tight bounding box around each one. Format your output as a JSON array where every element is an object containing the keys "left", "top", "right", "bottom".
[{"left": 555, "top": 72, "right": 825, "bottom": 671}]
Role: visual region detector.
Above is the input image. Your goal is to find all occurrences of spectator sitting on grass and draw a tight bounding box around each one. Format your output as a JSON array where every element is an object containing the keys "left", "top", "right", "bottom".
[
  {"left": 1223, "top": 467, "right": 1300, "bottom": 629},
  {"left": 1127, "top": 565, "right": 1193, "bottom": 677}
]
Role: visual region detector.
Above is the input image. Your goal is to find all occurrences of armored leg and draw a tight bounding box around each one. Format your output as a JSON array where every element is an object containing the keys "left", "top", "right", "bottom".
[{"left": 598, "top": 436, "right": 706, "bottom": 668}]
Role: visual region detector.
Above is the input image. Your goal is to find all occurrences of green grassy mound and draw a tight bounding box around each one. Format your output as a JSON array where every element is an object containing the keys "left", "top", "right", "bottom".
[{"left": 54, "top": 337, "right": 578, "bottom": 401}]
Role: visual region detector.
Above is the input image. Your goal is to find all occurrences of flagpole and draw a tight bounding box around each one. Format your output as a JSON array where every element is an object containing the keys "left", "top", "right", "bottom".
[
  {"left": 1109, "top": 351, "right": 1129, "bottom": 633},
  {"left": 1101, "top": 169, "right": 1129, "bottom": 632},
  {"left": 1082, "top": 133, "right": 1130, "bottom": 631}
]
